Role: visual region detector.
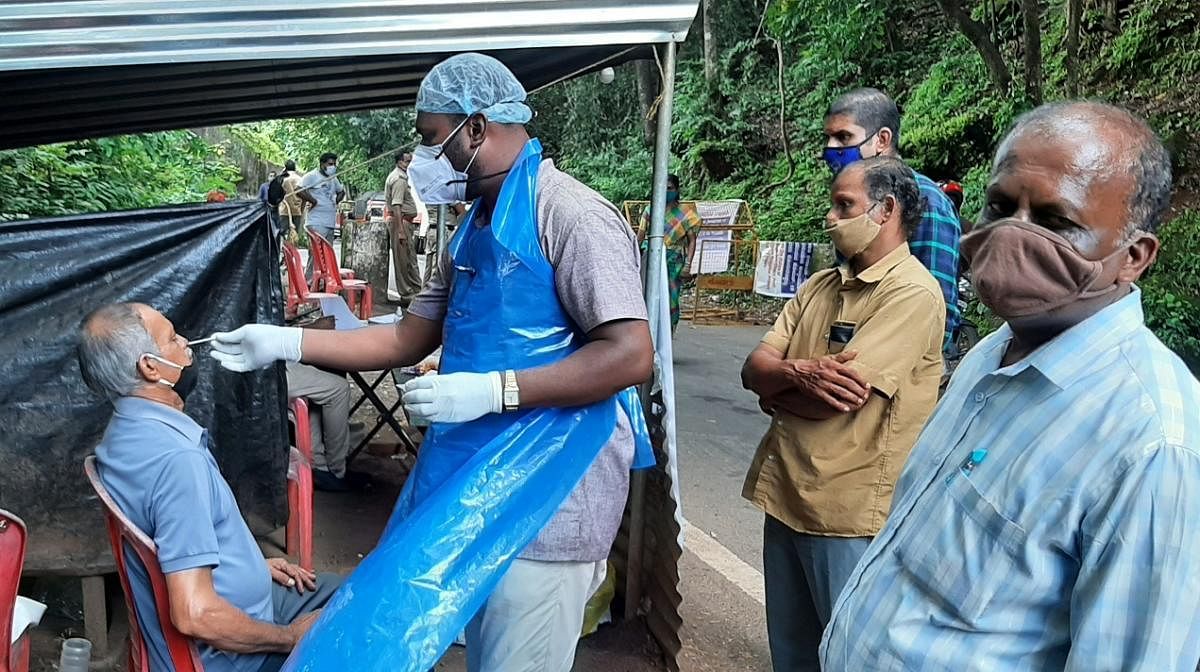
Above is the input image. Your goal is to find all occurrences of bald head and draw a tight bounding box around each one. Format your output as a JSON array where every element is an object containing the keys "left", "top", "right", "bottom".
[{"left": 996, "top": 101, "right": 1172, "bottom": 234}]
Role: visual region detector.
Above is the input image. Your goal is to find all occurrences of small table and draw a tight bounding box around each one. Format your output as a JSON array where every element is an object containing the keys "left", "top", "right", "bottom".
[{"left": 346, "top": 369, "right": 420, "bottom": 463}]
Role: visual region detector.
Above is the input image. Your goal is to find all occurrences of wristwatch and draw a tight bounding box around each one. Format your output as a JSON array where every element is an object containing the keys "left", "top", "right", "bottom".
[{"left": 503, "top": 370, "right": 520, "bottom": 412}]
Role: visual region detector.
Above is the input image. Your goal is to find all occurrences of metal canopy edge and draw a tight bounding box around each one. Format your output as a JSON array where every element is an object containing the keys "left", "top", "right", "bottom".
[{"left": 1, "top": 0, "right": 696, "bottom": 149}]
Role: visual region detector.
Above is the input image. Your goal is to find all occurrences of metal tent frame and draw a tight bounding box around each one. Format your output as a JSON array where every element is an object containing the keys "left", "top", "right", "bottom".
[{"left": 3, "top": 2, "right": 692, "bottom": 668}]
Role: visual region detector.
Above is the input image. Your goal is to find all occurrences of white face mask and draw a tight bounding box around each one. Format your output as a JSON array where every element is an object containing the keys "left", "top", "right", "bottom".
[
  {"left": 322, "top": 165, "right": 337, "bottom": 177},
  {"left": 408, "top": 117, "right": 479, "bottom": 205}
]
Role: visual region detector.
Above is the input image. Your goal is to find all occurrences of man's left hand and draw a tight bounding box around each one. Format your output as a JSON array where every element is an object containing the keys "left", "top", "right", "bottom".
[
  {"left": 266, "top": 558, "right": 317, "bottom": 594},
  {"left": 401, "top": 371, "right": 503, "bottom": 424}
]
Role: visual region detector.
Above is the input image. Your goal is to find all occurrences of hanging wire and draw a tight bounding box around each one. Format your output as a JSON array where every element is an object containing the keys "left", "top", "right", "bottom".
[{"left": 292, "top": 140, "right": 420, "bottom": 195}]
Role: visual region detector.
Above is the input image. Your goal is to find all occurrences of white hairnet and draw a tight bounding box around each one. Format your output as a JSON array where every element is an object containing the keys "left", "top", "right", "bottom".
[{"left": 416, "top": 53, "right": 533, "bottom": 124}]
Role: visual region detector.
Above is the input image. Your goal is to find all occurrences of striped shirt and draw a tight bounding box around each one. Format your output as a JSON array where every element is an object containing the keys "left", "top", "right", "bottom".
[
  {"left": 821, "top": 288, "right": 1200, "bottom": 671},
  {"left": 911, "top": 172, "right": 961, "bottom": 352}
]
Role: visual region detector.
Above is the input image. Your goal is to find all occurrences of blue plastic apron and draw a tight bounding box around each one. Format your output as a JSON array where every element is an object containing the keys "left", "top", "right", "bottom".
[{"left": 284, "top": 139, "right": 652, "bottom": 672}]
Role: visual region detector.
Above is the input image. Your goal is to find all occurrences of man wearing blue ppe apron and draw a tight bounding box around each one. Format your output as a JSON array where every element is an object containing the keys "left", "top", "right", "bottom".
[{"left": 211, "top": 53, "right": 655, "bottom": 671}]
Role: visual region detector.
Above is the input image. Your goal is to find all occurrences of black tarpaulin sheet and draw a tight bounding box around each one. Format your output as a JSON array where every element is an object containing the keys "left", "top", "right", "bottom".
[{"left": 0, "top": 201, "right": 287, "bottom": 574}]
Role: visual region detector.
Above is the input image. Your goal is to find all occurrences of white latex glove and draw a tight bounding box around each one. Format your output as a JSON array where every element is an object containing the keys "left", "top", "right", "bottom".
[
  {"left": 401, "top": 371, "right": 503, "bottom": 424},
  {"left": 210, "top": 325, "right": 303, "bottom": 372}
]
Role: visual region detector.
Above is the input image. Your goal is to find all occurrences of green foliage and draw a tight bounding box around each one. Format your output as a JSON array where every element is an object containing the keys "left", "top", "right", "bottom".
[
  {"left": 1141, "top": 210, "right": 1200, "bottom": 372},
  {"left": 261, "top": 108, "right": 415, "bottom": 196},
  {"left": 900, "top": 48, "right": 1021, "bottom": 179},
  {"left": 227, "top": 124, "right": 288, "bottom": 166},
  {"left": 555, "top": 135, "right": 655, "bottom": 207},
  {"left": 0, "top": 131, "right": 240, "bottom": 220},
  {"left": 528, "top": 0, "right": 1199, "bottom": 362}
]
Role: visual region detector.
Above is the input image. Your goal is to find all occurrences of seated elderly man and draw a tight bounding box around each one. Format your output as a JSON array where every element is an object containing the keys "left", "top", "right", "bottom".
[{"left": 78, "top": 303, "right": 339, "bottom": 672}]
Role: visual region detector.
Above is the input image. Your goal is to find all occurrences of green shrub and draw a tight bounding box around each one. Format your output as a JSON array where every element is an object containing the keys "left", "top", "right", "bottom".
[{"left": 1141, "top": 210, "right": 1200, "bottom": 372}]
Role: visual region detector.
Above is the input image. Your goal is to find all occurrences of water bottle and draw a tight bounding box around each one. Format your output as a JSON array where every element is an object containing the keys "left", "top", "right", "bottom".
[{"left": 59, "top": 637, "right": 92, "bottom": 672}]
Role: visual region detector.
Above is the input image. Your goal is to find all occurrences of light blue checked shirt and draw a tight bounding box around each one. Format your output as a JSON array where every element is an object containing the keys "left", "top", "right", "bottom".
[{"left": 821, "top": 288, "right": 1200, "bottom": 671}]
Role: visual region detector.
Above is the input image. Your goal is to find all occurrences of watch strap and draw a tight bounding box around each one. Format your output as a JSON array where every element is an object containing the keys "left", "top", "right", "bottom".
[{"left": 503, "top": 369, "right": 520, "bottom": 412}]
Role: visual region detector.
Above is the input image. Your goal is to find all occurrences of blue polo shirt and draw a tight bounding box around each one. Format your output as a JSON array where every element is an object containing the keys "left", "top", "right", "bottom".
[{"left": 95, "top": 397, "right": 274, "bottom": 672}]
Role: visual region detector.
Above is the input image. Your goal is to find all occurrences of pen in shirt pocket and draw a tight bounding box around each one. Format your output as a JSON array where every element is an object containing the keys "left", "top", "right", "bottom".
[{"left": 946, "top": 448, "right": 988, "bottom": 484}]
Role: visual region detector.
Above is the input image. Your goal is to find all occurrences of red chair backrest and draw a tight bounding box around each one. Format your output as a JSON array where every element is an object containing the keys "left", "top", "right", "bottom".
[
  {"left": 283, "top": 243, "right": 318, "bottom": 303},
  {"left": 305, "top": 228, "right": 344, "bottom": 293},
  {"left": 286, "top": 398, "right": 315, "bottom": 571},
  {"left": 289, "top": 398, "right": 315, "bottom": 464},
  {"left": 84, "top": 457, "right": 205, "bottom": 672},
  {"left": 0, "top": 509, "right": 27, "bottom": 672}
]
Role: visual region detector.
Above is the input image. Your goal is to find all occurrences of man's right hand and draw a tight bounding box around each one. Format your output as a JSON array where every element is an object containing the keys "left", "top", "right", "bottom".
[
  {"left": 784, "top": 351, "right": 870, "bottom": 412},
  {"left": 210, "top": 325, "right": 303, "bottom": 372}
]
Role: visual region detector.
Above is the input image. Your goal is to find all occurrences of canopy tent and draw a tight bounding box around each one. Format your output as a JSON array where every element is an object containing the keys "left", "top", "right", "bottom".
[
  {"left": 0, "top": 0, "right": 696, "bottom": 149},
  {"left": 3, "top": 1, "right": 693, "bottom": 668}
]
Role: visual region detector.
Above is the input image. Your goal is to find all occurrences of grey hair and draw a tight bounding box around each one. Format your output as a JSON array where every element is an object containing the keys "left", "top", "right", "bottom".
[
  {"left": 998, "top": 101, "right": 1173, "bottom": 235},
  {"left": 826, "top": 87, "right": 902, "bottom": 149},
  {"left": 78, "top": 303, "right": 158, "bottom": 400},
  {"left": 854, "top": 156, "right": 924, "bottom": 237}
]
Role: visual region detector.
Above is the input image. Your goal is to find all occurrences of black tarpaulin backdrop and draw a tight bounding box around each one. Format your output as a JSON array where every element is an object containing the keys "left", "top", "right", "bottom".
[{"left": 0, "top": 201, "right": 287, "bottom": 573}]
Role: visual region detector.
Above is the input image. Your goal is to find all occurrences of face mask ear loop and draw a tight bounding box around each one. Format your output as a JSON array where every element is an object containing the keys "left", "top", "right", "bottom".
[
  {"left": 434, "top": 116, "right": 472, "bottom": 161},
  {"left": 141, "top": 353, "right": 181, "bottom": 388},
  {"left": 463, "top": 145, "right": 481, "bottom": 177}
]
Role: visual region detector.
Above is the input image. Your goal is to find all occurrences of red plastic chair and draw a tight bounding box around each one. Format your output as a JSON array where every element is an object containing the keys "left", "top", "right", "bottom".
[
  {"left": 286, "top": 397, "right": 315, "bottom": 572},
  {"left": 85, "top": 453, "right": 310, "bottom": 672},
  {"left": 0, "top": 509, "right": 30, "bottom": 672},
  {"left": 283, "top": 242, "right": 336, "bottom": 320},
  {"left": 306, "top": 227, "right": 373, "bottom": 320},
  {"left": 84, "top": 456, "right": 205, "bottom": 672}
]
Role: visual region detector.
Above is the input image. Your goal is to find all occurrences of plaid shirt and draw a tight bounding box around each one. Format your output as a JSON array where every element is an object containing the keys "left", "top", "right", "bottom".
[
  {"left": 911, "top": 172, "right": 961, "bottom": 351},
  {"left": 821, "top": 289, "right": 1200, "bottom": 671}
]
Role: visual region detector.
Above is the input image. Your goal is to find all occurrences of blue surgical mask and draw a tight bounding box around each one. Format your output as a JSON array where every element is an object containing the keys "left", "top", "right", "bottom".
[
  {"left": 822, "top": 131, "right": 879, "bottom": 175},
  {"left": 408, "top": 117, "right": 480, "bottom": 205},
  {"left": 323, "top": 165, "right": 337, "bottom": 177},
  {"left": 666, "top": 190, "right": 679, "bottom": 203}
]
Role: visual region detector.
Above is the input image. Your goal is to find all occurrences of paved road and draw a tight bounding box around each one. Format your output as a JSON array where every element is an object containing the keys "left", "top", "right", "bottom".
[{"left": 671, "top": 324, "right": 774, "bottom": 671}]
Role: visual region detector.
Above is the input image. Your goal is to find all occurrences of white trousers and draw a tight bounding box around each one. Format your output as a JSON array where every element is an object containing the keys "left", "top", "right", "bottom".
[{"left": 465, "top": 558, "right": 606, "bottom": 672}]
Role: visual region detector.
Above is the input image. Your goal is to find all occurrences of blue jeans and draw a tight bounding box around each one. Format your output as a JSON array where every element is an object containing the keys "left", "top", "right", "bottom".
[{"left": 762, "top": 515, "right": 870, "bottom": 672}]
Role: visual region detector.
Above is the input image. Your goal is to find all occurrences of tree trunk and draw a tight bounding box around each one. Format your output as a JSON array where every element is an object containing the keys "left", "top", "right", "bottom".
[
  {"left": 635, "top": 59, "right": 658, "bottom": 147},
  {"left": 1065, "top": 0, "right": 1082, "bottom": 96},
  {"left": 934, "top": 0, "right": 1014, "bottom": 95},
  {"left": 340, "top": 217, "right": 389, "bottom": 304},
  {"left": 702, "top": 0, "right": 718, "bottom": 88},
  {"left": 1021, "top": 0, "right": 1043, "bottom": 104}
]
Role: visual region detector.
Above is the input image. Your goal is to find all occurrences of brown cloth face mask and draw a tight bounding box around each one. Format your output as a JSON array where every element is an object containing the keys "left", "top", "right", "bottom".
[
  {"left": 961, "top": 218, "right": 1142, "bottom": 320},
  {"left": 825, "top": 212, "right": 882, "bottom": 259}
]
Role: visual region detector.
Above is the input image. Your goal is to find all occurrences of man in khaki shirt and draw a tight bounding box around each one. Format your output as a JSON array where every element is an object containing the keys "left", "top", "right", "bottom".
[
  {"left": 384, "top": 152, "right": 422, "bottom": 304},
  {"left": 741, "top": 156, "right": 944, "bottom": 672},
  {"left": 278, "top": 160, "right": 306, "bottom": 238}
]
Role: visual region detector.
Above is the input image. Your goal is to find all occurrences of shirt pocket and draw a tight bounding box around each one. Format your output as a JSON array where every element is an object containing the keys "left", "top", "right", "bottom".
[{"left": 892, "top": 472, "right": 1027, "bottom": 625}]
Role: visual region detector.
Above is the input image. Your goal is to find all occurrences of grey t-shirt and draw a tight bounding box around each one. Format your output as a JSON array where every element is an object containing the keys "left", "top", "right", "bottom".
[
  {"left": 408, "top": 158, "right": 649, "bottom": 561},
  {"left": 300, "top": 169, "right": 344, "bottom": 231}
]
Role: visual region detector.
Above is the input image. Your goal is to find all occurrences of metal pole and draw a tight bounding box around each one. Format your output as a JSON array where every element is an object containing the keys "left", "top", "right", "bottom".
[
  {"left": 626, "top": 38, "right": 678, "bottom": 622},
  {"left": 644, "top": 40, "right": 677, "bottom": 321},
  {"left": 436, "top": 204, "right": 449, "bottom": 261}
]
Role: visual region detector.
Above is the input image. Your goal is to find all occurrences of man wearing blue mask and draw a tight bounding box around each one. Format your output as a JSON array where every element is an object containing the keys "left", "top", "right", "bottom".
[
  {"left": 822, "top": 88, "right": 961, "bottom": 356},
  {"left": 210, "top": 53, "right": 654, "bottom": 671}
]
